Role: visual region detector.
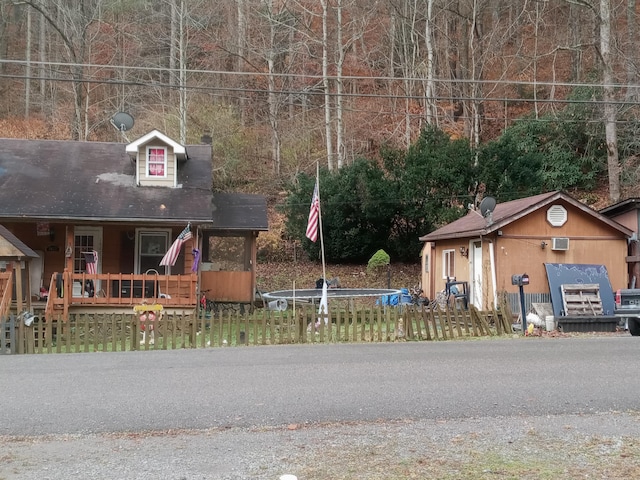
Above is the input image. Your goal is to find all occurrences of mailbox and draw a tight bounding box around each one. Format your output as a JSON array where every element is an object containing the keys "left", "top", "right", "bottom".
[
  {"left": 511, "top": 273, "right": 529, "bottom": 287},
  {"left": 511, "top": 273, "right": 530, "bottom": 333}
]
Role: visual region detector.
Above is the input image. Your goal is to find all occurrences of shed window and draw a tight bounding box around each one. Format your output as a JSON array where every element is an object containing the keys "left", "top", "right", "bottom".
[
  {"left": 442, "top": 249, "right": 455, "bottom": 279},
  {"left": 147, "top": 147, "right": 166, "bottom": 177}
]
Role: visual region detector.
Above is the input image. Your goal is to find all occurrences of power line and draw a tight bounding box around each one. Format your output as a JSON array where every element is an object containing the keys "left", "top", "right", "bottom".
[
  {"left": 1, "top": 57, "right": 638, "bottom": 93},
  {"left": 1, "top": 70, "right": 639, "bottom": 108}
]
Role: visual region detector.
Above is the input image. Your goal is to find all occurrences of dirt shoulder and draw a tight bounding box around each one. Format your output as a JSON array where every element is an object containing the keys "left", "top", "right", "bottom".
[{"left": 2, "top": 412, "right": 640, "bottom": 480}]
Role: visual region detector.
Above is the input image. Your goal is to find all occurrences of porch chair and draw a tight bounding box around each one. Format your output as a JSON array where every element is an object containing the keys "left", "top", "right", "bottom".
[{"left": 145, "top": 269, "right": 171, "bottom": 299}]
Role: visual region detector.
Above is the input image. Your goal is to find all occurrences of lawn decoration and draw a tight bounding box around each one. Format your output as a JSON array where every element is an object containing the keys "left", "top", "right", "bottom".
[{"left": 133, "top": 303, "right": 164, "bottom": 345}]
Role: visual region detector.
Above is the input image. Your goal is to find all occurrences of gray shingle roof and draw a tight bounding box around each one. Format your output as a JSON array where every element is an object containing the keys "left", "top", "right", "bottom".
[
  {"left": 211, "top": 192, "right": 268, "bottom": 231},
  {"left": 0, "top": 137, "right": 213, "bottom": 224}
]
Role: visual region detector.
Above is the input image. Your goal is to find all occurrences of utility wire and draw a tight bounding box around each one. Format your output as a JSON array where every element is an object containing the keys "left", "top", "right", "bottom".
[
  {"left": 0, "top": 57, "right": 638, "bottom": 91},
  {"left": 0, "top": 71, "right": 638, "bottom": 107}
]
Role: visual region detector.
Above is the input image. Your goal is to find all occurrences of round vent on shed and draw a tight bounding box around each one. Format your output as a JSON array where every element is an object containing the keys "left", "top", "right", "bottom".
[{"left": 546, "top": 205, "right": 567, "bottom": 227}]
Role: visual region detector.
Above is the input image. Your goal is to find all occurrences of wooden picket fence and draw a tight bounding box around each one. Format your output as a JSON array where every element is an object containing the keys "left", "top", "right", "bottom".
[{"left": 1, "top": 302, "right": 514, "bottom": 354}]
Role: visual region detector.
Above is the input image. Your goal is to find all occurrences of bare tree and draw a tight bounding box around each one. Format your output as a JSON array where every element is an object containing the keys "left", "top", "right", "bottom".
[
  {"left": 12, "top": 0, "right": 108, "bottom": 140},
  {"left": 320, "top": 0, "right": 334, "bottom": 170},
  {"left": 335, "top": 0, "right": 345, "bottom": 168},
  {"left": 423, "top": 0, "right": 436, "bottom": 125},
  {"left": 624, "top": 0, "right": 639, "bottom": 100},
  {"left": 265, "top": 0, "right": 282, "bottom": 174},
  {"left": 599, "top": 0, "right": 620, "bottom": 202},
  {"left": 0, "top": 0, "right": 10, "bottom": 76}
]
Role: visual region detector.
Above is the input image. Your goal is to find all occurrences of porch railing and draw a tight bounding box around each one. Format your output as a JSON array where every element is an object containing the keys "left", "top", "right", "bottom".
[{"left": 45, "top": 271, "right": 198, "bottom": 320}]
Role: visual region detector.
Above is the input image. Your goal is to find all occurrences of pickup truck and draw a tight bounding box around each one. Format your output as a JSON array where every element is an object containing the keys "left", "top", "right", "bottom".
[{"left": 615, "top": 289, "right": 640, "bottom": 335}]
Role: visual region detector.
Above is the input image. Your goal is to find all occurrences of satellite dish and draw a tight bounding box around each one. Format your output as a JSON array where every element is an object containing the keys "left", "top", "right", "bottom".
[
  {"left": 479, "top": 196, "right": 496, "bottom": 217},
  {"left": 110, "top": 111, "right": 134, "bottom": 132}
]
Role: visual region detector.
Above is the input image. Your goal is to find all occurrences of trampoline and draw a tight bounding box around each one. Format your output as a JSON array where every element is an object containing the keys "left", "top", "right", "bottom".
[{"left": 262, "top": 288, "right": 402, "bottom": 301}]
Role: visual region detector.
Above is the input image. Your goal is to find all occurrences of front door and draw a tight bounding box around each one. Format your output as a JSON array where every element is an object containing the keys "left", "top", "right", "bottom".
[
  {"left": 471, "top": 241, "right": 483, "bottom": 309},
  {"left": 74, "top": 227, "right": 103, "bottom": 294},
  {"left": 74, "top": 227, "right": 103, "bottom": 275}
]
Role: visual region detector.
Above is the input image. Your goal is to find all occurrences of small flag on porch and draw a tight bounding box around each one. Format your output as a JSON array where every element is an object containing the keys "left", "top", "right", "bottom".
[
  {"left": 191, "top": 248, "right": 200, "bottom": 273},
  {"left": 83, "top": 250, "right": 98, "bottom": 275},
  {"left": 160, "top": 224, "right": 192, "bottom": 267}
]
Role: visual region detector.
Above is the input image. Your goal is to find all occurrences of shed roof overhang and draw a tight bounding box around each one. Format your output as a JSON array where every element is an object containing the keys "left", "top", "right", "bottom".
[{"left": 419, "top": 191, "right": 634, "bottom": 243}]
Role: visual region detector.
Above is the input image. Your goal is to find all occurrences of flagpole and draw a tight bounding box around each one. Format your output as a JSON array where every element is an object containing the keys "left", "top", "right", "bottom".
[{"left": 316, "top": 161, "right": 327, "bottom": 283}]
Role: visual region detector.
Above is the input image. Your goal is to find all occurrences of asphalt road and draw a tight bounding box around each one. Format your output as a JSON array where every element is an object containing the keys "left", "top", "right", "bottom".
[{"left": 2, "top": 335, "right": 639, "bottom": 437}]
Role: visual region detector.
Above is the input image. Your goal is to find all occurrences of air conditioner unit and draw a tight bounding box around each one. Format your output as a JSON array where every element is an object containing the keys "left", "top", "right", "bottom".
[{"left": 551, "top": 237, "right": 569, "bottom": 251}]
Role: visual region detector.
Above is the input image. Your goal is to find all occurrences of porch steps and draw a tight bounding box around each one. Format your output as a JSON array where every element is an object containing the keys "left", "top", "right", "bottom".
[{"left": 560, "top": 284, "right": 603, "bottom": 316}]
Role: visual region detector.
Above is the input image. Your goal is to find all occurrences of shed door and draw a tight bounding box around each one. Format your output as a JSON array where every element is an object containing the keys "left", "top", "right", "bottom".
[{"left": 471, "top": 241, "right": 483, "bottom": 309}]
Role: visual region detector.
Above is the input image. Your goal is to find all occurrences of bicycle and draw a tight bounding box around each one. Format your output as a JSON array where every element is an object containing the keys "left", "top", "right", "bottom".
[{"left": 409, "top": 285, "right": 428, "bottom": 307}]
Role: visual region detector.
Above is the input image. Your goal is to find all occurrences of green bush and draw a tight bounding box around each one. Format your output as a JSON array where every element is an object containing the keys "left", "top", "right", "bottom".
[{"left": 367, "top": 249, "right": 390, "bottom": 272}]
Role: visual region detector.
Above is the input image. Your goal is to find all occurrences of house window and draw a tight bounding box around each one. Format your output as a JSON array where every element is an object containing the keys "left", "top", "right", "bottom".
[
  {"left": 442, "top": 249, "right": 455, "bottom": 279},
  {"left": 203, "top": 233, "right": 249, "bottom": 271},
  {"left": 147, "top": 147, "right": 166, "bottom": 177},
  {"left": 424, "top": 255, "right": 429, "bottom": 273},
  {"left": 137, "top": 231, "right": 170, "bottom": 274}
]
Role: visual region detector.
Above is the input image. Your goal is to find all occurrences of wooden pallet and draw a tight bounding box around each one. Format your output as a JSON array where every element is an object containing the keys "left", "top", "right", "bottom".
[{"left": 560, "top": 284, "right": 603, "bottom": 316}]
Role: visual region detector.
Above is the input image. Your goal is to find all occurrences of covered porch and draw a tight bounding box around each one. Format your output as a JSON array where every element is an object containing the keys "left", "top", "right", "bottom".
[{"left": 43, "top": 271, "right": 198, "bottom": 320}]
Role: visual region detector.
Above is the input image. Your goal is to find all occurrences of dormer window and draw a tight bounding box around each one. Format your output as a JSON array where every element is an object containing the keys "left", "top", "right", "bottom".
[
  {"left": 127, "top": 130, "right": 187, "bottom": 188},
  {"left": 147, "top": 147, "right": 166, "bottom": 177}
]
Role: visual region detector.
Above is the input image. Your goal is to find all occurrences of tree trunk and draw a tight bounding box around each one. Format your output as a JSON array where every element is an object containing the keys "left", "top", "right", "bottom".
[
  {"left": 321, "top": 0, "right": 333, "bottom": 171},
  {"left": 266, "top": 0, "right": 281, "bottom": 174},
  {"left": 25, "top": 6, "right": 31, "bottom": 118},
  {"left": 600, "top": 0, "right": 620, "bottom": 202},
  {"left": 424, "top": 0, "right": 436, "bottom": 125},
  {"left": 626, "top": 0, "right": 639, "bottom": 100},
  {"left": 178, "top": 0, "right": 187, "bottom": 145},
  {"left": 237, "top": 0, "right": 247, "bottom": 125},
  {"left": 336, "top": 0, "right": 345, "bottom": 169}
]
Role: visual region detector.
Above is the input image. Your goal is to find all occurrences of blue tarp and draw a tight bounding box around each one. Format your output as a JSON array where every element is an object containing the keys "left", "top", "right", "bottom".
[{"left": 377, "top": 288, "right": 412, "bottom": 306}]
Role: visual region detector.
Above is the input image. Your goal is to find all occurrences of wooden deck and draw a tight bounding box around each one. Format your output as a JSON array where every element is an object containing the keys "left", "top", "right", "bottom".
[{"left": 44, "top": 271, "right": 198, "bottom": 321}]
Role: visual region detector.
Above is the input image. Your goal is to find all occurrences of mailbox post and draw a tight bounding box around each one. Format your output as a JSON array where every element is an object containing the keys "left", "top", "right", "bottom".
[{"left": 511, "top": 273, "right": 529, "bottom": 332}]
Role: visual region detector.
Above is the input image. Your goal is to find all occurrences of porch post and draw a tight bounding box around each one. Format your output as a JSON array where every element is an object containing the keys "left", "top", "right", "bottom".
[
  {"left": 63, "top": 268, "right": 70, "bottom": 320},
  {"left": 65, "top": 226, "right": 74, "bottom": 273},
  {"left": 14, "top": 260, "right": 24, "bottom": 354},
  {"left": 14, "top": 260, "right": 23, "bottom": 314},
  {"left": 250, "top": 233, "right": 257, "bottom": 302}
]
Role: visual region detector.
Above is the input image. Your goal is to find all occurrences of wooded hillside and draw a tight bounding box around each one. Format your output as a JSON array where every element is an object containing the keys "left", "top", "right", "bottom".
[{"left": 1, "top": 1, "right": 639, "bottom": 215}]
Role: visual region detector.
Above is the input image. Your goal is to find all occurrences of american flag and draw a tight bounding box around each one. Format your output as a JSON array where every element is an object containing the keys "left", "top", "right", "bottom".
[
  {"left": 305, "top": 181, "right": 320, "bottom": 242},
  {"left": 160, "top": 224, "right": 193, "bottom": 267},
  {"left": 84, "top": 250, "right": 98, "bottom": 275}
]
